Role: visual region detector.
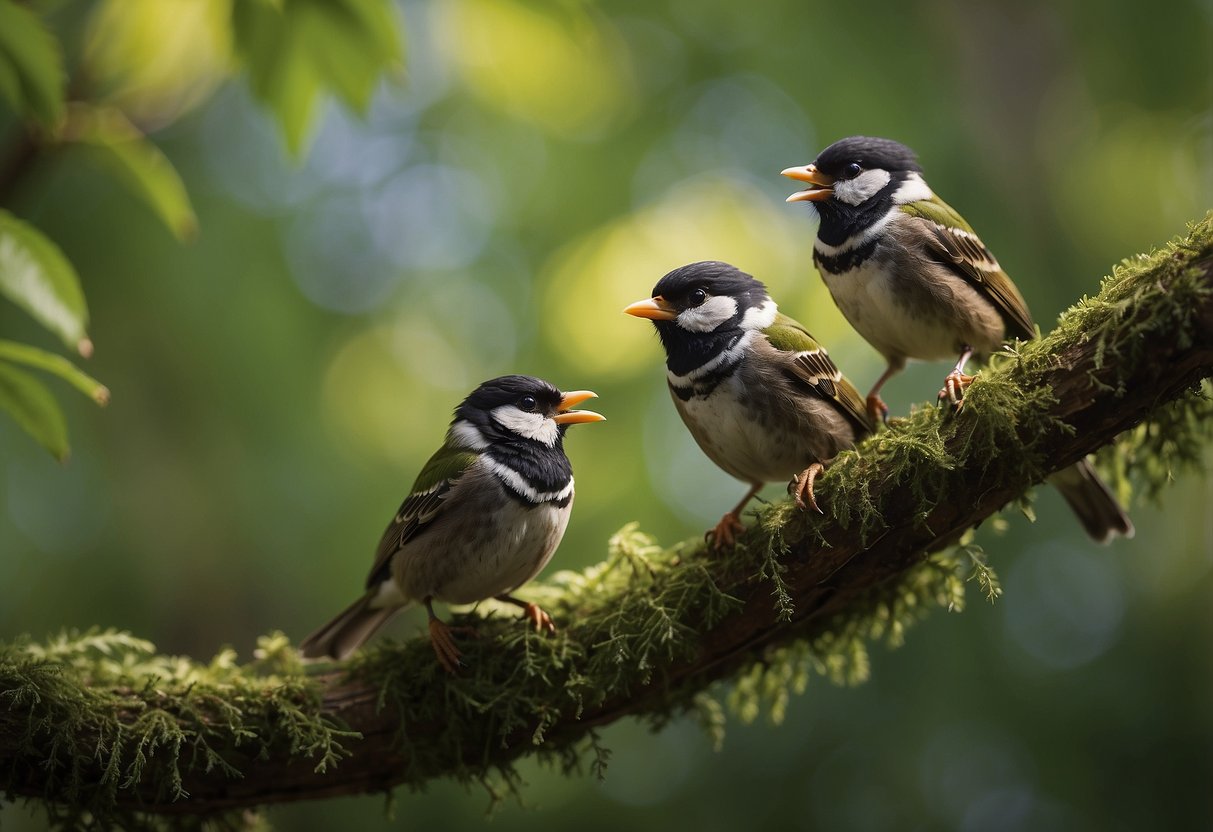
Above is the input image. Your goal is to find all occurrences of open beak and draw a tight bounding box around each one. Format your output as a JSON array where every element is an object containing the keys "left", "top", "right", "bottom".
[
  {"left": 781, "top": 164, "right": 835, "bottom": 203},
  {"left": 554, "top": 390, "right": 605, "bottom": 425},
  {"left": 623, "top": 295, "right": 678, "bottom": 321}
]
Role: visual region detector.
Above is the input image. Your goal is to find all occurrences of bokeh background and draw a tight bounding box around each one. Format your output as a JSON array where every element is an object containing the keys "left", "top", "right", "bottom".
[{"left": 2, "top": 0, "right": 1212, "bottom": 829}]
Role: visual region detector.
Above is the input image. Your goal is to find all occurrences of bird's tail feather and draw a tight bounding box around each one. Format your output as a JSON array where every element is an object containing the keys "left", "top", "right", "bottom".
[
  {"left": 1047, "top": 459, "right": 1134, "bottom": 543},
  {"left": 298, "top": 591, "right": 403, "bottom": 661}
]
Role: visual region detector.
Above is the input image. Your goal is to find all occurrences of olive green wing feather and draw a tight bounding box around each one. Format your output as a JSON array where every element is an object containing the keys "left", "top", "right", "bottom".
[
  {"left": 764, "top": 313, "right": 875, "bottom": 436},
  {"left": 365, "top": 446, "right": 480, "bottom": 588},
  {"left": 900, "top": 196, "right": 1035, "bottom": 342}
]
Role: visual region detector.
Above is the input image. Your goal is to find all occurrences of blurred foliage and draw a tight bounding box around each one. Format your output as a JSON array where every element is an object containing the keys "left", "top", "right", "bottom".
[
  {"left": 0, "top": 0, "right": 1211, "bottom": 830},
  {"left": 0, "top": 0, "right": 402, "bottom": 460},
  {"left": 0, "top": 2, "right": 65, "bottom": 128}
]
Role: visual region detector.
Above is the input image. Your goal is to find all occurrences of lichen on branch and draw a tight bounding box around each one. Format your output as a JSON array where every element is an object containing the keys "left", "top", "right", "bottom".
[{"left": 2, "top": 212, "right": 1212, "bottom": 828}]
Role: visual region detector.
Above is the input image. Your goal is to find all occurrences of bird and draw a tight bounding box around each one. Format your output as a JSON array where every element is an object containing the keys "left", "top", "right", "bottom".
[
  {"left": 299, "top": 375, "right": 605, "bottom": 671},
  {"left": 781, "top": 135, "right": 1132, "bottom": 541},
  {"left": 625, "top": 261, "right": 874, "bottom": 547}
]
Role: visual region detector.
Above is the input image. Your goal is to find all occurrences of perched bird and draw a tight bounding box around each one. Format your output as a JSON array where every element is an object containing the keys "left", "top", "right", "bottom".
[
  {"left": 782, "top": 135, "right": 1132, "bottom": 541},
  {"left": 625, "top": 261, "right": 874, "bottom": 547},
  {"left": 299, "top": 375, "right": 604, "bottom": 671}
]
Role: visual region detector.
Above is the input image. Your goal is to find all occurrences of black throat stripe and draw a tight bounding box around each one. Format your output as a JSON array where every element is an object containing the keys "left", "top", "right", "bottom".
[
  {"left": 814, "top": 238, "right": 878, "bottom": 275},
  {"left": 668, "top": 358, "right": 742, "bottom": 401}
]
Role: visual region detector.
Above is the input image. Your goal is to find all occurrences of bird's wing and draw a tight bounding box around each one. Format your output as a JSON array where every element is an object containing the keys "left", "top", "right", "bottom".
[
  {"left": 763, "top": 313, "right": 875, "bottom": 436},
  {"left": 364, "top": 446, "right": 480, "bottom": 588},
  {"left": 899, "top": 196, "right": 1036, "bottom": 341}
]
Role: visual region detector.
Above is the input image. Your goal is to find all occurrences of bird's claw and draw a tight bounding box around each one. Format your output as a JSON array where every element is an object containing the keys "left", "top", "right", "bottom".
[
  {"left": 866, "top": 393, "right": 890, "bottom": 425},
  {"left": 521, "top": 602, "right": 557, "bottom": 634},
  {"left": 706, "top": 512, "right": 745, "bottom": 550},
  {"left": 790, "top": 463, "right": 825, "bottom": 514},
  {"left": 428, "top": 617, "right": 463, "bottom": 674},
  {"left": 938, "top": 370, "right": 977, "bottom": 409}
]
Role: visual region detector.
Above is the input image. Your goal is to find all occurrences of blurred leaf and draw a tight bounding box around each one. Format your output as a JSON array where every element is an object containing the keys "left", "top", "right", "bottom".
[
  {"left": 232, "top": 0, "right": 403, "bottom": 154},
  {"left": 60, "top": 104, "right": 199, "bottom": 242},
  {"left": 310, "top": 0, "right": 402, "bottom": 110},
  {"left": 438, "top": 0, "right": 631, "bottom": 138},
  {"left": 0, "top": 209, "right": 91, "bottom": 356},
  {"left": 0, "top": 339, "right": 110, "bottom": 406},
  {"left": 82, "top": 0, "right": 233, "bottom": 129},
  {"left": 0, "top": 0, "right": 66, "bottom": 127},
  {"left": 0, "top": 359, "right": 69, "bottom": 461}
]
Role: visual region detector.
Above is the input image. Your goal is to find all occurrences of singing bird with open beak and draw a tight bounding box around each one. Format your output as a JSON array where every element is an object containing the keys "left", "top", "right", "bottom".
[
  {"left": 299, "top": 375, "right": 604, "bottom": 671},
  {"left": 626, "top": 261, "right": 874, "bottom": 547},
  {"left": 782, "top": 135, "right": 1131, "bottom": 541}
]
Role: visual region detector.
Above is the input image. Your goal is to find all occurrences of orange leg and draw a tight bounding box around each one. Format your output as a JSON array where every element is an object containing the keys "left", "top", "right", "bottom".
[
  {"left": 497, "top": 595, "right": 557, "bottom": 634},
  {"left": 865, "top": 363, "right": 900, "bottom": 424},
  {"left": 425, "top": 598, "right": 462, "bottom": 674},
  {"left": 938, "top": 346, "right": 977, "bottom": 408},
  {"left": 790, "top": 462, "right": 825, "bottom": 514},
  {"left": 706, "top": 482, "right": 762, "bottom": 550}
]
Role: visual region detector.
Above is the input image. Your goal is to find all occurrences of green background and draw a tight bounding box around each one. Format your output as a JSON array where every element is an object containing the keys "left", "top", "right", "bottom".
[{"left": 2, "top": 0, "right": 1211, "bottom": 828}]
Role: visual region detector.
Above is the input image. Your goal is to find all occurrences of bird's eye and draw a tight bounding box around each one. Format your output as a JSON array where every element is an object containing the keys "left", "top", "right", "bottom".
[
  {"left": 843, "top": 162, "right": 862, "bottom": 179},
  {"left": 689, "top": 288, "right": 707, "bottom": 306},
  {"left": 518, "top": 395, "right": 537, "bottom": 412}
]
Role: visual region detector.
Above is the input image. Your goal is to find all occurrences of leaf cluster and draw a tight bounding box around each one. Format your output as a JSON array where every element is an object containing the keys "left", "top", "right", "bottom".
[{"left": 0, "top": 0, "right": 404, "bottom": 459}]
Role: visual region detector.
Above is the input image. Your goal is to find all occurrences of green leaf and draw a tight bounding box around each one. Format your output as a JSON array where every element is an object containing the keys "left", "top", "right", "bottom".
[
  {"left": 60, "top": 104, "right": 199, "bottom": 242},
  {"left": 232, "top": 1, "right": 318, "bottom": 155},
  {"left": 0, "top": 339, "right": 109, "bottom": 405},
  {"left": 305, "top": 0, "right": 403, "bottom": 112},
  {"left": 232, "top": 0, "right": 403, "bottom": 154},
  {"left": 0, "top": 0, "right": 66, "bottom": 126},
  {"left": 0, "top": 209, "right": 91, "bottom": 356},
  {"left": 0, "top": 359, "right": 69, "bottom": 461}
]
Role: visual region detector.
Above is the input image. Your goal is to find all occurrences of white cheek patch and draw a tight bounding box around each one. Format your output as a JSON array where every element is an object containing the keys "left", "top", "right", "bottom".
[
  {"left": 677, "top": 295, "right": 739, "bottom": 333},
  {"left": 833, "top": 169, "right": 892, "bottom": 206},
  {"left": 490, "top": 405, "right": 559, "bottom": 446},
  {"left": 448, "top": 419, "right": 489, "bottom": 450},
  {"left": 739, "top": 298, "right": 777, "bottom": 331},
  {"left": 892, "top": 172, "right": 934, "bottom": 204}
]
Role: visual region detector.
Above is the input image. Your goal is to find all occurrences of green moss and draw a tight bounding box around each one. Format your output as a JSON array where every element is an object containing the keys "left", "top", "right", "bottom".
[
  {"left": 2, "top": 213, "right": 1211, "bottom": 828},
  {"left": 1, "top": 630, "right": 352, "bottom": 829}
]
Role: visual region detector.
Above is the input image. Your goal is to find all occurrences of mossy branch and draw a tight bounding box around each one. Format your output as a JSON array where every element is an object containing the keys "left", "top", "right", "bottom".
[{"left": 4, "top": 214, "right": 1213, "bottom": 826}]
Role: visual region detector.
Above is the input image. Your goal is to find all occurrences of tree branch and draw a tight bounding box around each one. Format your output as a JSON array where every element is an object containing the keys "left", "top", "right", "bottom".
[{"left": 3, "top": 214, "right": 1213, "bottom": 822}]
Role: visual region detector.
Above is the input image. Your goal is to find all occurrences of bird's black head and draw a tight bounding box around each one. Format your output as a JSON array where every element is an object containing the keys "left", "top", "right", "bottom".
[
  {"left": 813, "top": 136, "right": 921, "bottom": 177},
  {"left": 451, "top": 375, "right": 603, "bottom": 450},
  {"left": 624, "top": 261, "right": 776, "bottom": 376},
  {"left": 782, "top": 136, "right": 929, "bottom": 246}
]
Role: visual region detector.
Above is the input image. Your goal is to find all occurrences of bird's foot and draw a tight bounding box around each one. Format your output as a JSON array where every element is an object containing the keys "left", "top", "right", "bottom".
[
  {"left": 790, "top": 462, "right": 825, "bottom": 514},
  {"left": 938, "top": 370, "right": 977, "bottom": 409},
  {"left": 866, "top": 393, "right": 890, "bottom": 425},
  {"left": 428, "top": 617, "right": 464, "bottom": 674},
  {"left": 521, "top": 602, "right": 557, "bottom": 634},
  {"left": 706, "top": 512, "right": 745, "bottom": 550}
]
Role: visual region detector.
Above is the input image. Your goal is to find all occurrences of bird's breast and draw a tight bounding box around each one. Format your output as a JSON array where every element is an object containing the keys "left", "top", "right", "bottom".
[
  {"left": 817, "top": 251, "right": 1002, "bottom": 363},
  {"left": 675, "top": 372, "right": 844, "bottom": 485},
  {"left": 437, "top": 498, "right": 572, "bottom": 605},
  {"left": 390, "top": 467, "right": 572, "bottom": 606}
]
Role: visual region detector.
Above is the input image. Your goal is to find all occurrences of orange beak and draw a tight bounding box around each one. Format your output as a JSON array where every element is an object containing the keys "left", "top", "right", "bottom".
[
  {"left": 554, "top": 390, "right": 605, "bottom": 425},
  {"left": 623, "top": 295, "right": 678, "bottom": 321},
  {"left": 781, "top": 164, "right": 835, "bottom": 203}
]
